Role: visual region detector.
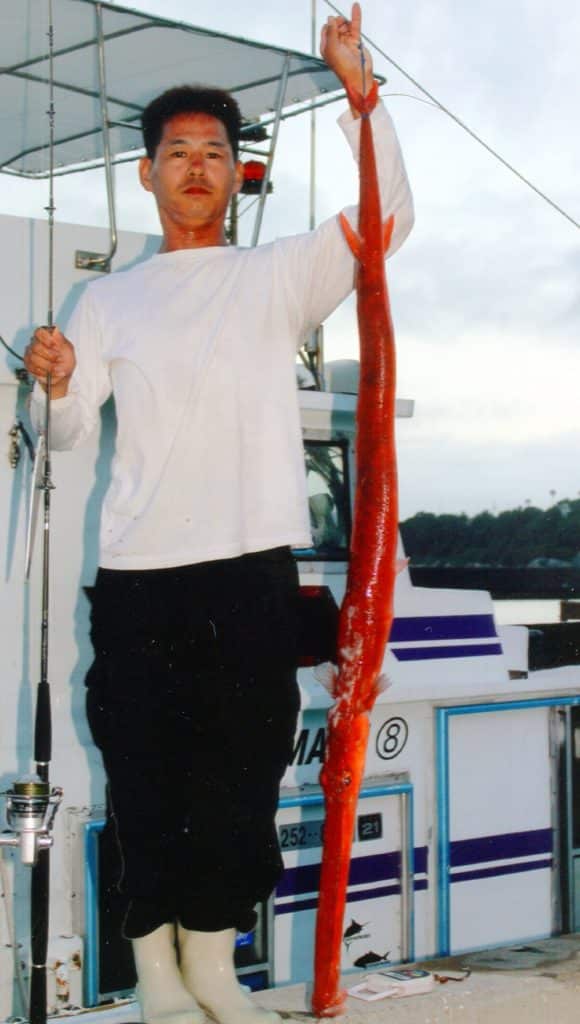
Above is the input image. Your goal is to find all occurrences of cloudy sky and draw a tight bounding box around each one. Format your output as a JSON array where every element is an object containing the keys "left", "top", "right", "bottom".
[{"left": 3, "top": 0, "right": 579, "bottom": 520}]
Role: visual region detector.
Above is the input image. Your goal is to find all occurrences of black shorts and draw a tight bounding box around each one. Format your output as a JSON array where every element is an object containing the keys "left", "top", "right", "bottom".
[{"left": 85, "top": 546, "right": 300, "bottom": 937}]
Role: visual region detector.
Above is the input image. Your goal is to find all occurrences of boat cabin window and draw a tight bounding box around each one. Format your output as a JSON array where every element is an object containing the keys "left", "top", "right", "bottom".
[{"left": 294, "top": 440, "right": 351, "bottom": 560}]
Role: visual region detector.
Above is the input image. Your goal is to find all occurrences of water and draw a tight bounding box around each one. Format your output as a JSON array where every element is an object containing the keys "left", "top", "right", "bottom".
[{"left": 493, "top": 598, "right": 561, "bottom": 626}]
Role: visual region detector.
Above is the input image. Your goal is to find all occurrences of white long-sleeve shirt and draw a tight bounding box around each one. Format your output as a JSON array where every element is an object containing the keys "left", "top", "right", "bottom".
[{"left": 30, "top": 102, "right": 414, "bottom": 570}]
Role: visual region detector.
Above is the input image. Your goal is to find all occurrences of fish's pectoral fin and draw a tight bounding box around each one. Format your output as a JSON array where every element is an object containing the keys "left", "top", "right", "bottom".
[
  {"left": 357, "top": 674, "right": 391, "bottom": 715},
  {"left": 339, "top": 212, "right": 362, "bottom": 262},
  {"left": 376, "top": 673, "right": 392, "bottom": 695},
  {"left": 314, "top": 661, "right": 338, "bottom": 696},
  {"left": 357, "top": 675, "right": 389, "bottom": 715},
  {"left": 368, "top": 674, "right": 392, "bottom": 709},
  {"left": 383, "top": 214, "right": 395, "bottom": 254}
]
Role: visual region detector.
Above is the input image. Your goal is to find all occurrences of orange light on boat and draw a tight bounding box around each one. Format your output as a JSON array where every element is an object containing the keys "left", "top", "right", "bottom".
[{"left": 241, "top": 160, "right": 272, "bottom": 194}]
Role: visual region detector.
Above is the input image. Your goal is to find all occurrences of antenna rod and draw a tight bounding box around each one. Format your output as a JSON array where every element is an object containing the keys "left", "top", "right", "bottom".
[{"left": 309, "top": 0, "right": 316, "bottom": 232}]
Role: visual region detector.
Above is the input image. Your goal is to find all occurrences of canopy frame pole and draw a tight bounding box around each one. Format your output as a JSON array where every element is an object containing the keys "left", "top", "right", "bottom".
[
  {"left": 305, "top": 0, "right": 324, "bottom": 389},
  {"left": 309, "top": 0, "right": 317, "bottom": 233},
  {"left": 250, "top": 53, "right": 290, "bottom": 247},
  {"left": 75, "top": 1, "right": 118, "bottom": 272}
]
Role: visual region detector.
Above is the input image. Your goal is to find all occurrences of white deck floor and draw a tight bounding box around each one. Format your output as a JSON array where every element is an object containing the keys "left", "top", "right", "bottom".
[
  {"left": 252, "top": 934, "right": 580, "bottom": 1023},
  {"left": 44, "top": 935, "right": 580, "bottom": 1024}
]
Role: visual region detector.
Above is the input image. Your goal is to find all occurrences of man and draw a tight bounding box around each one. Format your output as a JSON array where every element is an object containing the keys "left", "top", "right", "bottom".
[{"left": 25, "top": 5, "right": 413, "bottom": 1023}]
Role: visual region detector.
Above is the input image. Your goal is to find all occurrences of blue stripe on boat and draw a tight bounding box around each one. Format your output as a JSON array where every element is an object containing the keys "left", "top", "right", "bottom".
[
  {"left": 277, "top": 847, "right": 428, "bottom": 899},
  {"left": 393, "top": 643, "right": 503, "bottom": 662},
  {"left": 451, "top": 858, "right": 552, "bottom": 884},
  {"left": 450, "top": 828, "right": 552, "bottom": 867},
  {"left": 275, "top": 879, "right": 429, "bottom": 915},
  {"left": 390, "top": 614, "right": 498, "bottom": 642}
]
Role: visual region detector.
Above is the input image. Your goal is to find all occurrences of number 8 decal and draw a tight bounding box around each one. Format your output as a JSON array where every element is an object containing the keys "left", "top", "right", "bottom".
[{"left": 376, "top": 717, "right": 408, "bottom": 760}]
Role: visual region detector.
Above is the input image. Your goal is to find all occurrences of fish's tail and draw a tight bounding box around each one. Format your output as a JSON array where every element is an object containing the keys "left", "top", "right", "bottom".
[{"left": 344, "top": 78, "right": 379, "bottom": 117}]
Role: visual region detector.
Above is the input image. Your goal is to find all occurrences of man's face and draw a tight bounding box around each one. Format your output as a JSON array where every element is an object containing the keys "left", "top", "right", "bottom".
[{"left": 139, "top": 112, "right": 243, "bottom": 242}]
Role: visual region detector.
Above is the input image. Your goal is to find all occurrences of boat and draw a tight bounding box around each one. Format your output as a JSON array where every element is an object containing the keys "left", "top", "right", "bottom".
[{"left": 1, "top": 1, "right": 580, "bottom": 1020}]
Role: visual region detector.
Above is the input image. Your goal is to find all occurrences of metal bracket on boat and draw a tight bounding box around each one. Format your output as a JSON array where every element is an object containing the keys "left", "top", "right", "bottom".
[
  {"left": 74, "top": 4, "right": 117, "bottom": 274},
  {"left": 7, "top": 418, "right": 34, "bottom": 471},
  {"left": 0, "top": 778, "right": 63, "bottom": 866},
  {"left": 75, "top": 249, "right": 113, "bottom": 272}
]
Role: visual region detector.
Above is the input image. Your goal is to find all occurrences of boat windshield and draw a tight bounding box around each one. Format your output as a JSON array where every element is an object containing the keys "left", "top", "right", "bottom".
[{"left": 294, "top": 440, "right": 351, "bottom": 561}]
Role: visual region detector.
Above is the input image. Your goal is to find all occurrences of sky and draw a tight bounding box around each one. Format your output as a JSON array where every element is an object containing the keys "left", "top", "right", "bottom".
[{"left": 2, "top": 0, "right": 579, "bottom": 521}]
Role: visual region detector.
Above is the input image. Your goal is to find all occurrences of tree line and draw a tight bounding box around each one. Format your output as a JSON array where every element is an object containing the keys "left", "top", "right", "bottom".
[{"left": 399, "top": 499, "right": 580, "bottom": 568}]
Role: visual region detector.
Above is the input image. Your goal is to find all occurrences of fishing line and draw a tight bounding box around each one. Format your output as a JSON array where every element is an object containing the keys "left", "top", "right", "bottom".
[
  {"left": 323, "top": 0, "right": 580, "bottom": 230},
  {"left": 39, "top": 0, "right": 56, "bottom": 468},
  {"left": 358, "top": 25, "right": 366, "bottom": 99},
  {"left": 46, "top": 0, "right": 56, "bottom": 333},
  {"left": 380, "top": 91, "right": 439, "bottom": 109}
]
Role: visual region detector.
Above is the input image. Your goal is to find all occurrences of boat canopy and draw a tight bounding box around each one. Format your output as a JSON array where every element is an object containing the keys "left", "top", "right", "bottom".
[{"left": 0, "top": 0, "right": 342, "bottom": 177}]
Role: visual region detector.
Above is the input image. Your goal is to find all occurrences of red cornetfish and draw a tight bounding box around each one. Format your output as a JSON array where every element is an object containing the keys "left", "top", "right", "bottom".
[{"left": 311, "top": 78, "right": 399, "bottom": 1018}]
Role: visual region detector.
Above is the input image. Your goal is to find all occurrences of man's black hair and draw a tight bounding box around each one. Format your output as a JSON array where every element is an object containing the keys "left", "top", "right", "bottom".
[{"left": 141, "top": 85, "right": 242, "bottom": 161}]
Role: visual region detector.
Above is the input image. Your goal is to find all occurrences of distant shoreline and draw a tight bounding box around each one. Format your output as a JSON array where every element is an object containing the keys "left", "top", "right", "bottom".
[{"left": 408, "top": 566, "right": 580, "bottom": 600}]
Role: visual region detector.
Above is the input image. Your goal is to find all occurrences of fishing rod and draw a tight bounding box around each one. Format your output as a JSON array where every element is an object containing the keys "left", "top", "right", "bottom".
[
  {"left": 0, "top": 3, "right": 62, "bottom": 1023},
  {"left": 29, "top": 3, "right": 63, "bottom": 1021}
]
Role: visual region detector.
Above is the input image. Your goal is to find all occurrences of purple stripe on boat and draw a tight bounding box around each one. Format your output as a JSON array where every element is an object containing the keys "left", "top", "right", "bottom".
[
  {"left": 451, "top": 858, "right": 552, "bottom": 884},
  {"left": 390, "top": 614, "right": 498, "bottom": 642},
  {"left": 450, "top": 828, "right": 552, "bottom": 868},
  {"left": 274, "top": 879, "right": 429, "bottom": 915},
  {"left": 277, "top": 848, "right": 428, "bottom": 899},
  {"left": 392, "top": 643, "right": 503, "bottom": 661}
]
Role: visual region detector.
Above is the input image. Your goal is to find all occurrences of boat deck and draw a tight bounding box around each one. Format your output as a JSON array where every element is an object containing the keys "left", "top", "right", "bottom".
[
  {"left": 55, "top": 935, "right": 580, "bottom": 1024},
  {"left": 252, "top": 934, "right": 580, "bottom": 1023}
]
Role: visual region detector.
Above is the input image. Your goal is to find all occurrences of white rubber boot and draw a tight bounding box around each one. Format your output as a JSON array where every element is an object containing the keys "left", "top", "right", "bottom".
[
  {"left": 178, "top": 926, "right": 281, "bottom": 1024},
  {"left": 132, "top": 923, "right": 205, "bottom": 1024}
]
